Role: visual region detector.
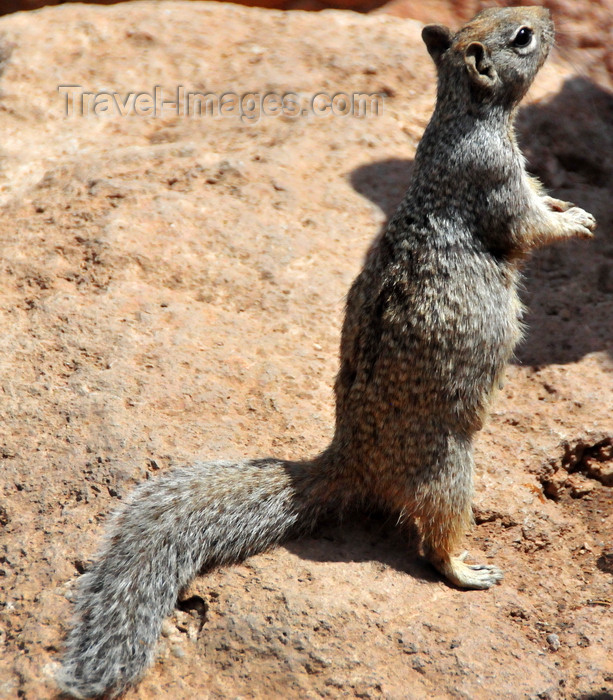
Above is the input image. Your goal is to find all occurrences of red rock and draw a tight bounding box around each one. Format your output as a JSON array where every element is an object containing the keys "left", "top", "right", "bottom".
[{"left": 0, "top": 3, "right": 610, "bottom": 699}]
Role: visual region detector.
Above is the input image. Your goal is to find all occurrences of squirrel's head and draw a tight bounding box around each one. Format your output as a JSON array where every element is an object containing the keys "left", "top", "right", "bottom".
[{"left": 422, "top": 6, "right": 554, "bottom": 110}]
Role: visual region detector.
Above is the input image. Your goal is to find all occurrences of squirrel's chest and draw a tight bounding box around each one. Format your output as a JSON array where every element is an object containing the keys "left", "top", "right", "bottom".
[
  {"left": 403, "top": 251, "right": 520, "bottom": 339},
  {"left": 371, "top": 253, "right": 523, "bottom": 396}
]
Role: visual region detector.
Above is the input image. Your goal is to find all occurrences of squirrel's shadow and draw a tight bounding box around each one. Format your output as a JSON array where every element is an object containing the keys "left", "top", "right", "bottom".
[
  {"left": 284, "top": 509, "right": 438, "bottom": 584},
  {"left": 350, "top": 77, "right": 613, "bottom": 366}
]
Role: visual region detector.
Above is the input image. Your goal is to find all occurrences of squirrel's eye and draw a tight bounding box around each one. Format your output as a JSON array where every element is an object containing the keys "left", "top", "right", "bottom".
[{"left": 513, "top": 27, "right": 533, "bottom": 48}]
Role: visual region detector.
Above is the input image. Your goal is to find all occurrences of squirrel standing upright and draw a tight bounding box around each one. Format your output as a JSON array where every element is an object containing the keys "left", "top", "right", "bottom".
[{"left": 58, "top": 6, "right": 596, "bottom": 698}]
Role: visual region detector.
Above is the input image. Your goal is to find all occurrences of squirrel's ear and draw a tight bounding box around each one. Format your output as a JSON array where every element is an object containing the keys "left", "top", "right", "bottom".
[
  {"left": 464, "top": 42, "right": 498, "bottom": 90},
  {"left": 422, "top": 24, "right": 453, "bottom": 65}
]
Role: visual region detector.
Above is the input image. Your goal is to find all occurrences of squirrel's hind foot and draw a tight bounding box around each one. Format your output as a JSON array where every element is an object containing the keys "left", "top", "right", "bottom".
[{"left": 434, "top": 551, "right": 503, "bottom": 590}]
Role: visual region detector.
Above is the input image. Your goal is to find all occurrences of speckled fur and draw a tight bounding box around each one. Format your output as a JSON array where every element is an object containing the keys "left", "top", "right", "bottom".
[{"left": 58, "top": 7, "right": 595, "bottom": 698}]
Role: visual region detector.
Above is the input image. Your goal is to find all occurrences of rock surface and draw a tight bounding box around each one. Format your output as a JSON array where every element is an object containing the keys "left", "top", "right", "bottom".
[
  {"left": 2, "top": 0, "right": 613, "bottom": 73},
  {"left": 0, "top": 2, "right": 611, "bottom": 699}
]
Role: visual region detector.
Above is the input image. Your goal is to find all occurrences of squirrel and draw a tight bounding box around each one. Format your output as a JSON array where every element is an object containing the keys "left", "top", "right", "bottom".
[{"left": 57, "top": 6, "right": 596, "bottom": 698}]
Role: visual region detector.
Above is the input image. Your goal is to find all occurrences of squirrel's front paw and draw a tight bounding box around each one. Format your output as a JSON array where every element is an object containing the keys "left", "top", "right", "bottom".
[{"left": 561, "top": 206, "right": 597, "bottom": 239}]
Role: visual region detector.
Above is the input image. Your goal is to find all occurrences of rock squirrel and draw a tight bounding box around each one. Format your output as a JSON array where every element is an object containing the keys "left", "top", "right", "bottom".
[{"left": 57, "top": 6, "right": 596, "bottom": 698}]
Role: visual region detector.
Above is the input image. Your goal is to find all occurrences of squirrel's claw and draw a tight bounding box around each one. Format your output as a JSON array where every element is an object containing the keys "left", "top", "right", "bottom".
[
  {"left": 563, "top": 206, "right": 597, "bottom": 239},
  {"left": 434, "top": 554, "right": 504, "bottom": 590}
]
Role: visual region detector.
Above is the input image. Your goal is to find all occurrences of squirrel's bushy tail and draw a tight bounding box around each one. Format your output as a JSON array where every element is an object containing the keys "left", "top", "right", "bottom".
[{"left": 57, "top": 454, "right": 344, "bottom": 699}]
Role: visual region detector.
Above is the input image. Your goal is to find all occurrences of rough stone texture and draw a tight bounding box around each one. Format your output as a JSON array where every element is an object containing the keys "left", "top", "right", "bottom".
[
  {"left": 0, "top": 0, "right": 385, "bottom": 17},
  {"left": 2, "top": 0, "right": 613, "bottom": 73},
  {"left": 0, "top": 2, "right": 611, "bottom": 699}
]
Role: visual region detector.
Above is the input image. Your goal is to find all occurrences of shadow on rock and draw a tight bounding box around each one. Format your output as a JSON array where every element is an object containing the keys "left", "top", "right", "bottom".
[
  {"left": 515, "top": 77, "right": 613, "bottom": 365},
  {"left": 284, "top": 510, "right": 437, "bottom": 584},
  {"left": 350, "top": 157, "right": 414, "bottom": 220}
]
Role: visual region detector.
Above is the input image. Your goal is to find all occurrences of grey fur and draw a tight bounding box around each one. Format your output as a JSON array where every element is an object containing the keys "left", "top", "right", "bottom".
[{"left": 57, "top": 7, "right": 596, "bottom": 698}]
